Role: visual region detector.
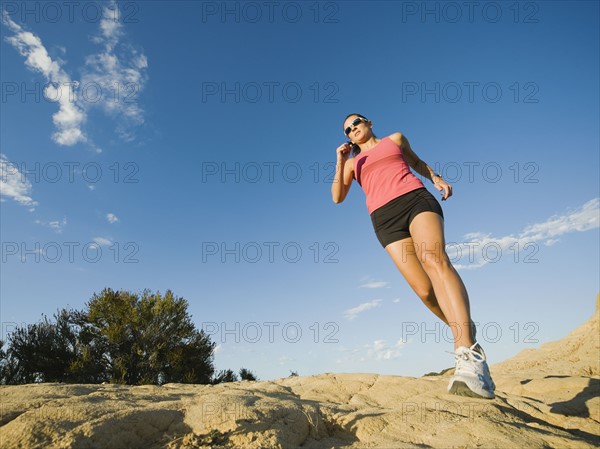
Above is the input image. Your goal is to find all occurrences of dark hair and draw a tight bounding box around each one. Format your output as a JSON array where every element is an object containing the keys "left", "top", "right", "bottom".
[
  {"left": 343, "top": 113, "right": 374, "bottom": 157},
  {"left": 343, "top": 112, "right": 369, "bottom": 124}
]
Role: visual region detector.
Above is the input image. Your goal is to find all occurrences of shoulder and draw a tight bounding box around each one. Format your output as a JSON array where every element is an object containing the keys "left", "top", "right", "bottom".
[{"left": 388, "top": 132, "right": 403, "bottom": 146}]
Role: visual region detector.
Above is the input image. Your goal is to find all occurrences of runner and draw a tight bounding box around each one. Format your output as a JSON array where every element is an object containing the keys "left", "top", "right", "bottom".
[{"left": 332, "top": 114, "right": 495, "bottom": 399}]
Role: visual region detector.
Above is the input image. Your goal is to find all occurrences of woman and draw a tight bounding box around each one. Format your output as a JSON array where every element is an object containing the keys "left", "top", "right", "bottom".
[{"left": 332, "top": 113, "right": 495, "bottom": 399}]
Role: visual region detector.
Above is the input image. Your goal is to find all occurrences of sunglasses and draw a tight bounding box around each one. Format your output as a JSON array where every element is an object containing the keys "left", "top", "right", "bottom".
[{"left": 344, "top": 117, "right": 368, "bottom": 136}]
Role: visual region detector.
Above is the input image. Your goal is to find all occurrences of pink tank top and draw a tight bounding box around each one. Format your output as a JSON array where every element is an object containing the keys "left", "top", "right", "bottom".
[{"left": 353, "top": 136, "right": 425, "bottom": 214}]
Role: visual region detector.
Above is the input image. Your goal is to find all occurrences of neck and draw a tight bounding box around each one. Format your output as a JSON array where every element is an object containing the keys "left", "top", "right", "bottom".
[{"left": 360, "top": 136, "right": 380, "bottom": 151}]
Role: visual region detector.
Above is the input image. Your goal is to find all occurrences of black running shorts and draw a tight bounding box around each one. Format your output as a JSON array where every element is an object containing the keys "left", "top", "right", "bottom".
[{"left": 370, "top": 188, "right": 444, "bottom": 248}]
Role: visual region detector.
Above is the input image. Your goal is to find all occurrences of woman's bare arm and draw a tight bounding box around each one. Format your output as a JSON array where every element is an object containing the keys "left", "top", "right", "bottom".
[
  {"left": 331, "top": 143, "right": 355, "bottom": 203},
  {"left": 390, "top": 132, "right": 453, "bottom": 200}
]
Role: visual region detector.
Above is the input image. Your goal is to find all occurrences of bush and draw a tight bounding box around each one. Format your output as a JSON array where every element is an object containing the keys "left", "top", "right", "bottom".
[
  {"left": 212, "top": 368, "right": 238, "bottom": 384},
  {"left": 1, "top": 289, "right": 218, "bottom": 385},
  {"left": 239, "top": 367, "right": 257, "bottom": 381}
]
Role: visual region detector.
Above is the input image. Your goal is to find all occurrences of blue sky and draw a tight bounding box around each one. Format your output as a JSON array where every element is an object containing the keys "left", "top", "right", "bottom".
[{"left": 1, "top": 1, "right": 598, "bottom": 380}]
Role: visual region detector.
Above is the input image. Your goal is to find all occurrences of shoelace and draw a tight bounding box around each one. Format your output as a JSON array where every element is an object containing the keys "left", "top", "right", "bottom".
[
  {"left": 445, "top": 342, "right": 485, "bottom": 357},
  {"left": 446, "top": 342, "right": 486, "bottom": 375}
]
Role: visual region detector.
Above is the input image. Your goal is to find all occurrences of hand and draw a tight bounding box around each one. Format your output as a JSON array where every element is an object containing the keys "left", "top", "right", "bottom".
[
  {"left": 336, "top": 142, "right": 351, "bottom": 162},
  {"left": 433, "top": 177, "right": 452, "bottom": 201}
]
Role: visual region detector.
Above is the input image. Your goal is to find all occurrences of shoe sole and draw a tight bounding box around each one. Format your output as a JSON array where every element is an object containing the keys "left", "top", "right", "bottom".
[{"left": 449, "top": 380, "right": 495, "bottom": 399}]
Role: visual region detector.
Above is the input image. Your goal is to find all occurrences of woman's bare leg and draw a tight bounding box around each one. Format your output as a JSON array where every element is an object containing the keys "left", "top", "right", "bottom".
[
  {"left": 385, "top": 237, "right": 449, "bottom": 325},
  {"left": 408, "top": 212, "right": 474, "bottom": 349}
]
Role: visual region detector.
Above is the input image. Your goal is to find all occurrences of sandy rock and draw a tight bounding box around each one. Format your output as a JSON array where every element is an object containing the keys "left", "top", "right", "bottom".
[{"left": 1, "top": 299, "right": 598, "bottom": 448}]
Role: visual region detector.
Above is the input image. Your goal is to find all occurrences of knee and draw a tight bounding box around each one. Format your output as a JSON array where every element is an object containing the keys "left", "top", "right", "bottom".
[
  {"left": 414, "top": 285, "right": 436, "bottom": 304},
  {"left": 419, "top": 251, "right": 452, "bottom": 274}
]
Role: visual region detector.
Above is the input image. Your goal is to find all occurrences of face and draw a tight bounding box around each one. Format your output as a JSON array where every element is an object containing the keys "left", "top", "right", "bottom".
[{"left": 343, "top": 115, "right": 371, "bottom": 143}]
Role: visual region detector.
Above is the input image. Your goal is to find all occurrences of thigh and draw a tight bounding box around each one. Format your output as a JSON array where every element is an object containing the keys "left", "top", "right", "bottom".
[
  {"left": 385, "top": 237, "right": 434, "bottom": 296},
  {"left": 408, "top": 211, "right": 447, "bottom": 265}
]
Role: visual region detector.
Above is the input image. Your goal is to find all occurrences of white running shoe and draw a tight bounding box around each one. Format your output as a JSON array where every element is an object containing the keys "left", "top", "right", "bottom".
[
  {"left": 467, "top": 326, "right": 495, "bottom": 391},
  {"left": 448, "top": 342, "right": 495, "bottom": 399},
  {"left": 473, "top": 343, "right": 496, "bottom": 392}
]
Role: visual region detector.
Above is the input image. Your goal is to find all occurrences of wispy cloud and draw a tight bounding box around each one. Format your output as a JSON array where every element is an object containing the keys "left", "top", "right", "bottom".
[
  {"left": 344, "top": 299, "right": 382, "bottom": 321},
  {"left": 3, "top": 15, "right": 87, "bottom": 146},
  {"left": 278, "top": 355, "right": 294, "bottom": 365},
  {"left": 35, "top": 217, "right": 67, "bottom": 233},
  {"left": 49, "top": 218, "right": 67, "bottom": 232},
  {"left": 520, "top": 198, "right": 599, "bottom": 238},
  {"left": 3, "top": 1, "right": 147, "bottom": 147},
  {"left": 93, "top": 237, "right": 113, "bottom": 246},
  {"left": 364, "top": 339, "right": 405, "bottom": 361},
  {"left": 80, "top": 0, "right": 148, "bottom": 142},
  {"left": 0, "top": 154, "right": 38, "bottom": 210},
  {"left": 107, "top": 213, "right": 119, "bottom": 224},
  {"left": 448, "top": 198, "right": 600, "bottom": 270},
  {"left": 337, "top": 339, "right": 406, "bottom": 363},
  {"left": 358, "top": 275, "right": 390, "bottom": 289},
  {"left": 359, "top": 280, "right": 390, "bottom": 289}
]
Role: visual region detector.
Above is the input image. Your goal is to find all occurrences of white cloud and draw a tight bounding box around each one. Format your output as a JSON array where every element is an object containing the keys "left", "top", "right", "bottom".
[
  {"left": 359, "top": 280, "right": 390, "bottom": 289},
  {"left": 344, "top": 299, "right": 382, "bottom": 321},
  {"left": 80, "top": 0, "right": 148, "bottom": 141},
  {"left": 107, "top": 213, "right": 119, "bottom": 224},
  {"left": 3, "top": 1, "right": 147, "bottom": 147},
  {"left": 364, "top": 339, "right": 405, "bottom": 361},
  {"left": 35, "top": 217, "right": 68, "bottom": 233},
  {"left": 339, "top": 339, "right": 406, "bottom": 363},
  {"left": 93, "top": 237, "right": 113, "bottom": 246},
  {"left": 0, "top": 154, "right": 38, "bottom": 209},
  {"left": 278, "top": 355, "right": 294, "bottom": 365},
  {"left": 448, "top": 198, "right": 600, "bottom": 270},
  {"left": 3, "top": 15, "right": 87, "bottom": 146},
  {"left": 521, "top": 198, "right": 599, "bottom": 238},
  {"left": 49, "top": 218, "right": 67, "bottom": 232},
  {"left": 358, "top": 275, "right": 390, "bottom": 289}
]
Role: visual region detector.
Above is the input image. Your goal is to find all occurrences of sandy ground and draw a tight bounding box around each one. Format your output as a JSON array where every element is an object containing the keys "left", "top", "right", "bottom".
[{"left": 1, "top": 298, "right": 598, "bottom": 449}]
